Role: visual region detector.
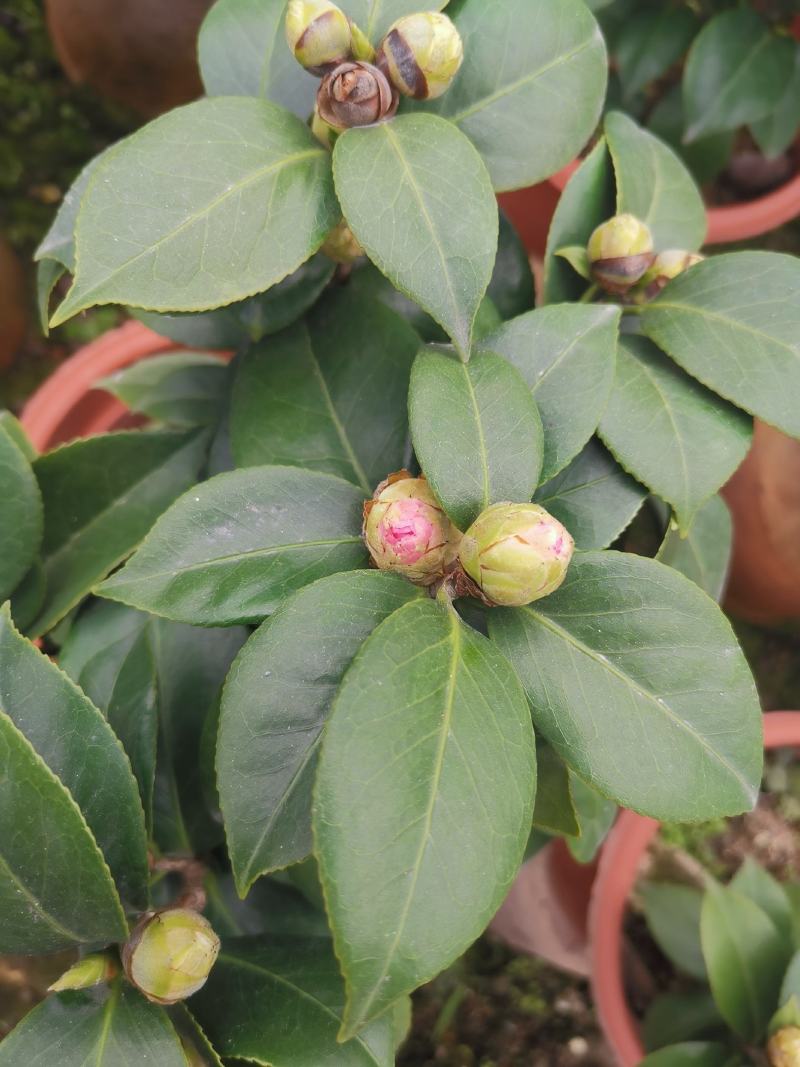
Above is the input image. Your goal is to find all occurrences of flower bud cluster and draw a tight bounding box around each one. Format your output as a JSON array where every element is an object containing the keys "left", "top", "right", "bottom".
[
  {"left": 285, "top": 2, "right": 463, "bottom": 133},
  {"left": 586, "top": 214, "right": 703, "bottom": 300},
  {"left": 364, "top": 474, "right": 574, "bottom": 608}
]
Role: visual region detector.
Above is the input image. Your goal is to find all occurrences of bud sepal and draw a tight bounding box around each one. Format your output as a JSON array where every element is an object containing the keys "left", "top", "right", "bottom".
[
  {"left": 376, "top": 12, "right": 464, "bottom": 100},
  {"left": 122, "top": 907, "right": 220, "bottom": 1005},
  {"left": 49, "top": 952, "right": 118, "bottom": 993}
]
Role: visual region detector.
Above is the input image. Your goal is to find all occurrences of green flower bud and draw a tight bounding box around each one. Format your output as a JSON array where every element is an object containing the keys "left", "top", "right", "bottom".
[
  {"left": 376, "top": 12, "right": 464, "bottom": 100},
  {"left": 363, "top": 472, "right": 461, "bottom": 585},
  {"left": 458, "top": 503, "right": 574, "bottom": 608},
  {"left": 321, "top": 219, "right": 364, "bottom": 264},
  {"left": 316, "top": 60, "right": 399, "bottom": 129},
  {"left": 769, "top": 1027, "right": 800, "bottom": 1067},
  {"left": 587, "top": 214, "right": 655, "bottom": 294},
  {"left": 49, "top": 952, "right": 117, "bottom": 992},
  {"left": 122, "top": 908, "right": 220, "bottom": 1005},
  {"left": 285, "top": 0, "right": 353, "bottom": 76},
  {"left": 632, "top": 249, "right": 704, "bottom": 303}
]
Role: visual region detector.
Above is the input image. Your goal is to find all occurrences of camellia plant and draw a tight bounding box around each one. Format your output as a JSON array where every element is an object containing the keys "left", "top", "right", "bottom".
[{"left": 1, "top": 0, "right": 800, "bottom": 1060}]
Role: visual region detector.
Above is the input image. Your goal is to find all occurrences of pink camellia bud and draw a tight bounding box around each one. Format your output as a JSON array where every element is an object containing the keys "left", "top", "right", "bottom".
[
  {"left": 458, "top": 502, "right": 574, "bottom": 607},
  {"left": 363, "top": 472, "right": 460, "bottom": 585}
]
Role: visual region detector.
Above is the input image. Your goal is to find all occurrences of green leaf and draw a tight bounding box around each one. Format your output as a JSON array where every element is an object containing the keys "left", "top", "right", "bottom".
[
  {"left": 598, "top": 336, "right": 751, "bottom": 534},
  {"left": 0, "top": 710, "right": 127, "bottom": 953},
  {"left": 751, "top": 45, "right": 800, "bottom": 159},
  {"left": 60, "top": 600, "right": 151, "bottom": 711},
  {"left": 51, "top": 98, "right": 339, "bottom": 325},
  {"left": 683, "top": 10, "right": 795, "bottom": 143},
  {"left": 9, "top": 563, "right": 46, "bottom": 633},
  {"left": 701, "top": 883, "right": 790, "bottom": 1041},
  {"left": 0, "top": 424, "right": 42, "bottom": 601},
  {"left": 614, "top": 6, "right": 698, "bottom": 101},
  {"left": 35, "top": 150, "right": 109, "bottom": 276},
  {"left": 639, "top": 1045, "right": 738, "bottom": 1067},
  {"left": 333, "top": 113, "right": 497, "bottom": 358},
  {"left": 98, "top": 466, "right": 367, "bottom": 626},
  {"left": 641, "top": 253, "right": 800, "bottom": 438},
  {"left": 642, "top": 882, "right": 707, "bottom": 981},
  {"left": 566, "top": 774, "right": 616, "bottom": 864},
  {"left": 535, "top": 439, "right": 646, "bottom": 551},
  {"left": 315, "top": 599, "right": 536, "bottom": 1036},
  {"left": 0, "top": 411, "right": 36, "bottom": 462},
  {"left": 99, "top": 353, "right": 228, "bottom": 427},
  {"left": 30, "top": 429, "right": 207, "bottom": 637},
  {"left": 484, "top": 303, "right": 620, "bottom": 481},
  {"left": 230, "top": 290, "right": 419, "bottom": 492},
  {"left": 542, "top": 138, "right": 615, "bottom": 305},
  {"left": 489, "top": 551, "right": 762, "bottom": 822},
  {"left": 170, "top": 1005, "right": 224, "bottom": 1067},
  {"left": 605, "top": 111, "right": 706, "bottom": 252},
  {"left": 732, "top": 859, "right": 794, "bottom": 943},
  {"left": 656, "top": 495, "right": 732, "bottom": 603},
  {"left": 781, "top": 951, "right": 800, "bottom": 1007},
  {"left": 533, "top": 741, "right": 578, "bottom": 836},
  {"left": 0, "top": 605, "right": 149, "bottom": 909},
  {"left": 0, "top": 983, "right": 189, "bottom": 1066},
  {"left": 555, "top": 246, "right": 590, "bottom": 280},
  {"left": 339, "top": 0, "right": 448, "bottom": 42},
  {"left": 648, "top": 84, "right": 735, "bottom": 187},
  {"left": 488, "top": 212, "right": 536, "bottom": 321},
  {"left": 409, "top": 347, "right": 543, "bottom": 530},
  {"left": 643, "top": 991, "right": 725, "bottom": 1053},
  {"left": 191, "top": 936, "right": 395, "bottom": 1066},
  {"left": 198, "top": 0, "right": 318, "bottom": 117},
  {"left": 425, "top": 0, "right": 607, "bottom": 191},
  {"left": 219, "top": 571, "right": 423, "bottom": 895}
]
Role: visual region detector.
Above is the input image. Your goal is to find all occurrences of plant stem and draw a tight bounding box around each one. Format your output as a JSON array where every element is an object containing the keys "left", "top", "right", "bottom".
[{"left": 579, "top": 282, "right": 599, "bottom": 303}]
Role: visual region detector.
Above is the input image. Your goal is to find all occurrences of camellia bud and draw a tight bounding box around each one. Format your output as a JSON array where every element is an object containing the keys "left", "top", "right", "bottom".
[
  {"left": 376, "top": 12, "right": 464, "bottom": 100},
  {"left": 317, "top": 60, "right": 398, "bottom": 128},
  {"left": 49, "top": 952, "right": 117, "bottom": 992},
  {"left": 321, "top": 219, "right": 364, "bottom": 264},
  {"left": 587, "top": 213, "right": 655, "bottom": 294},
  {"left": 769, "top": 1027, "right": 800, "bottom": 1067},
  {"left": 363, "top": 472, "right": 460, "bottom": 585},
  {"left": 285, "top": 0, "right": 353, "bottom": 76},
  {"left": 458, "top": 503, "right": 574, "bottom": 608},
  {"left": 122, "top": 908, "right": 220, "bottom": 1005},
  {"left": 632, "top": 249, "right": 704, "bottom": 303}
]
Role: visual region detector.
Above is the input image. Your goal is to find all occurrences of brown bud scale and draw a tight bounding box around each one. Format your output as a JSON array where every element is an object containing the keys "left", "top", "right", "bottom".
[
  {"left": 591, "top": 252, "right": 656, "bottom": 295},
  {"left": 317, "top": 61, "right": 398, "bottom": 129},
  {"left": 377, "top": 29, "right": 428, "bottom": 99}
]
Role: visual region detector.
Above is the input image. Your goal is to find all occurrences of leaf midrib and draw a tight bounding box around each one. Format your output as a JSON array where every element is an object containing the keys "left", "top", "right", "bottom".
[{"left": 460, "top": 363, "right": 491, "bottom": 512}]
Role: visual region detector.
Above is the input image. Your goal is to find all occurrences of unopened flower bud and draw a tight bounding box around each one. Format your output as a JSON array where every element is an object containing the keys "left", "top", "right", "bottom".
[
  {"left": 286, "top": 0, "right": 353, "bottom": 76},
  {"left": 769, "top": 1028, "right": 800, "bottom": 1067},
  {"left": 317, "top": 60, "right": 398, "bottom": 129},
  {"left": 632, "top": 249, "right": 705, "bottom": 303},
  {"left": 49, "top": 952, "right": 117, "bottom": 992},
  {"left": 458, "top": 503, "right": 574, "bottom": 608},
  {"left": 122, "top": 908, "right": 220, "bottom": 1005},
  {"left": 587, "top": 214, "right": 655, "bottom": 294},
  {"left": 321, "top": 219, "right": 364, "bottom": 263},
  {"left": 364, "top": 472, "right": 460, "bottom": 585},
  {"left": 376, "top": 12, "right": 463, "bottom": 100}
]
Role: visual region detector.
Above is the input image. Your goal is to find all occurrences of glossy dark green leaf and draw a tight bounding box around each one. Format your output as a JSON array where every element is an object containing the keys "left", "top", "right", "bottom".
[
  {"left": 99, "top": 353, "right": 228, "bottom": 427},
  {"left": 198, "top": 0, "right": 317, "bottom": 117},
  {"left": 170, "top": 1006, "right": 223, "bottom": 1067},
  {"left": 701, "top": 883, "right": 790, "bottom": 1041},
  {"left": 0, "top": 711, "right": 127, "bottom": 953},
  {"left": 9, "top": 562, "right": 46, "bottom": 633},
  {"left": 683, "top": 10, "right": 795, "bottom": 143},
  {"left": 566, "top": 774, "right": 616, "bottom": 863},
  {"left": 614, "top": 6, "right": 697, "bottom": 101},
  {"left": 0, "top": 604, "right": 149, "bottom": 909},
  {"left": 642, "top": 882, "right": 707, "bottom": 981},
  {"left": 220, "top": 572, "right": 422, "bottom": 894},
  {"left": 30, "top": 429, "right": 207, "bottom": 637},
  {"left": 409, "top": 347, "right": 543, "bottom": 530},
  {"left": 231, "top": 290, "right": 419, "bottom": 491},
  {"left": 99, "top": 466, "right": 367, "bottom": 625},
  {"left": 333, "top": 114, "right": 497, "bottom": 358},
  {"left": 731, "top": 859, "right": 794, "bottom": 942},
  {"left": 488, "top": 213, "right": 536, "bottom": 321},
  {"left": 656, "top": 495, "right": 732, "bottom": 603},
  {"left": 533, "top": 742, "right": 578, "bottom": 836},
  {"left": 490, "top": 551, "right": 762, "bottom": 822},
  {"left": 605, "top": 111, "right": 706, "bottom": 251},
  {"left": 315, "top": 599, "right": 536, "bottom": 1036},
  {"left": 0, "top": 424, "right": 42, "bottom": 601},
  {"left": 542, "top": 139, "right": 615, "bottom": 305},
  {"left": 535, "top": 439, "right": 646, "bottom": 551},
  {"left": 204, "top": 869, "right": 330, "bottom": 939},
  {"left": 643, "top": 991, "right": 725, "bottom": 1054},
  {"left": 598, "top": 336, "right": 751, "bottom": 534},
  {"left": 0, "top": 983, "right": 188, "bottom": 1066},
  {"left": 426, "top": 0, "right": 607, "bottom": 191},
  {"left": 642, "top": 253, "right": 800, "bottom": 438},
  {"left": 60, "top": 600, "right": 150, "bottom": 711},
  {"left": 339, "top": 0, "right": 448, "bottom": 42},
  {"left": 751, "top": 45, "right": 800, "bottom": 159},
  {"left": 51, "top": 98, "right": 339, "bottom": 325},
  {"left": 192, "top": 936, "right": 395, "bottom": 1066},
  {"left": 484, "top": 303, "right": 620, "bottom": 481},
  {"left": 639, "top": 1045, "right": 737, "bottom": 1067},
  {"left": 106, "top": 627, "right": 158, "bottom": 828}
]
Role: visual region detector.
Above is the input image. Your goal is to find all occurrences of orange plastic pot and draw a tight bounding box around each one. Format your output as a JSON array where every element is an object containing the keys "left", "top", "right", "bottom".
[{"left": 589, "top": 712, "right": 795, "bottom": 1067}]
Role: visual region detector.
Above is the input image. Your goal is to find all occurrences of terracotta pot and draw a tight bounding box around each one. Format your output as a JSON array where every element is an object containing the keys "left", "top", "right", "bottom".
[
  {"left": 589, "top": 712, "right": 797, "bottom": 1067},
  {"left": 722, "top": 421, "right": 800, "bottom": 624},
  {"left": 45, "top": 0, "right": 213, "bottom": 117},
  {"left": 20, "top": 320, "right": 230, "bottom": 451}
]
